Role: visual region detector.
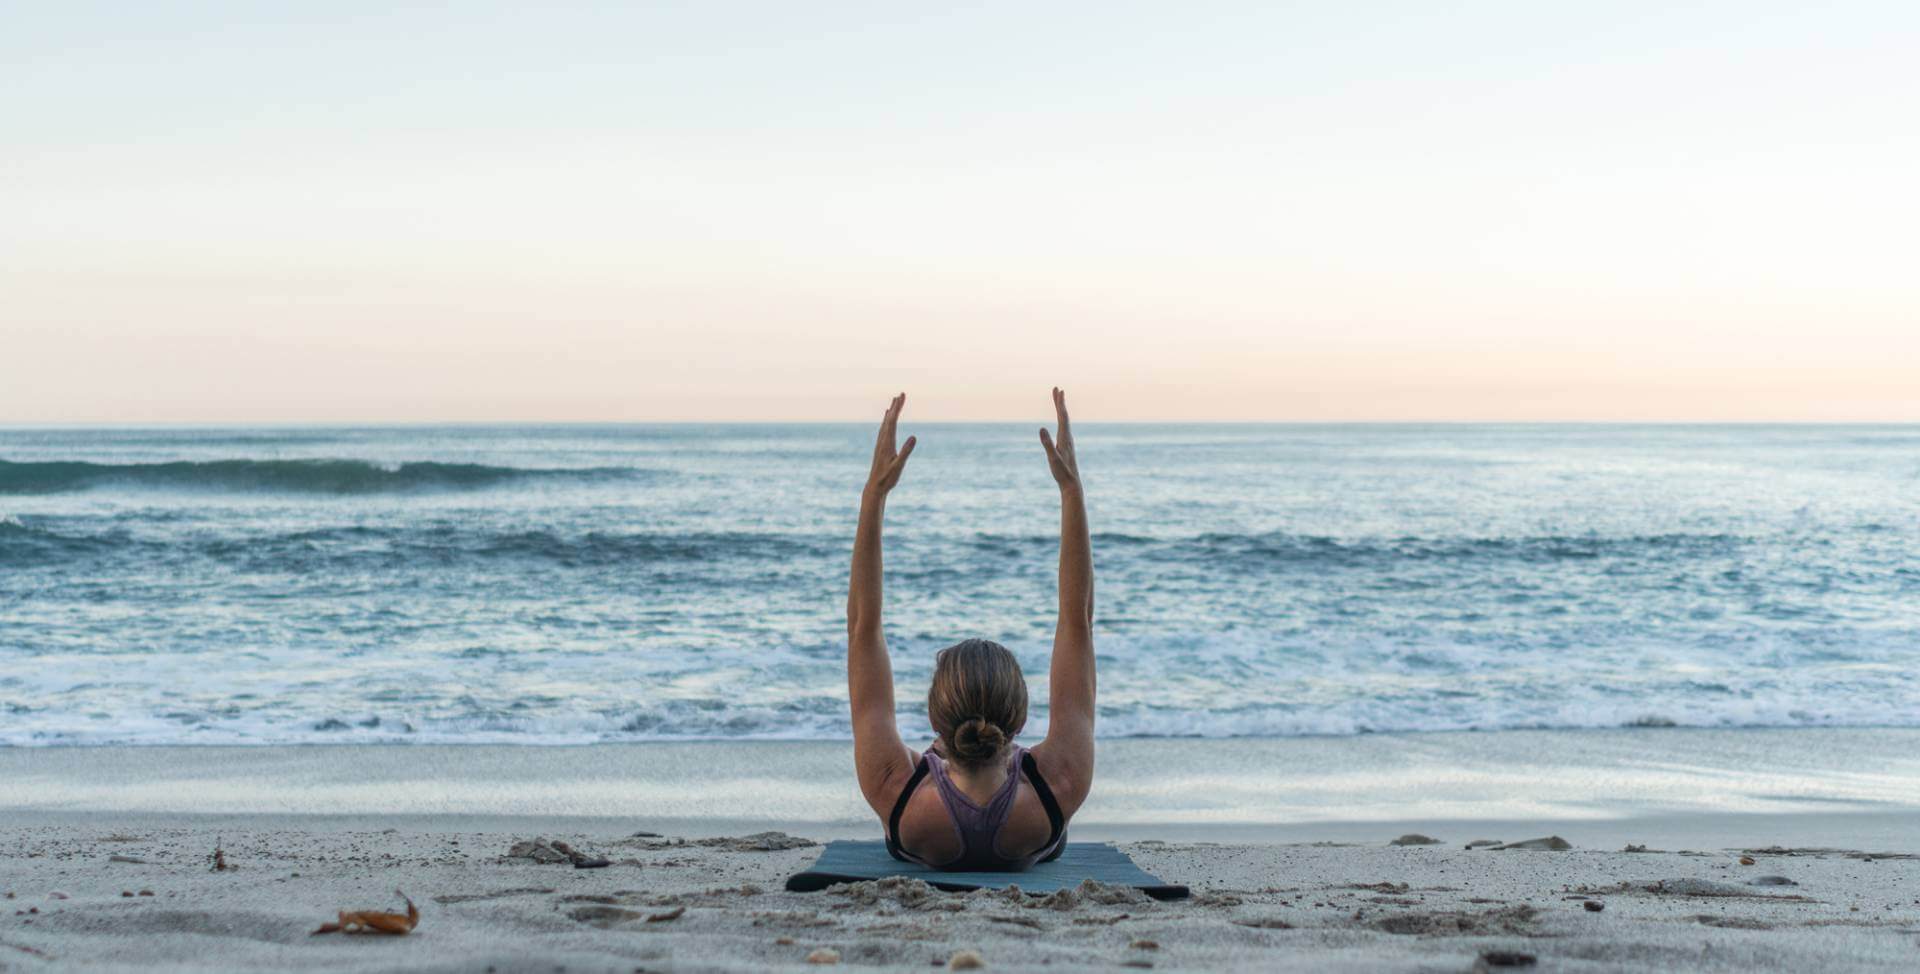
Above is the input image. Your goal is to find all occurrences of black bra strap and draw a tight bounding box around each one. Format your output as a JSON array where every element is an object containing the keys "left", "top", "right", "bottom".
[
  {"left": 884, "top": 755, "right": 931, "bottom": 860},
  {"left": 1020, "top": 751, "right": 1066, "bottom": 849}
]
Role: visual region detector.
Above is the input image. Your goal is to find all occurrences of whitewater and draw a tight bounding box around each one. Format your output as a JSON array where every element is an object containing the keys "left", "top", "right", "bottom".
[{"left": 2, "top": 424, "right": 1916, "bottom": 746}]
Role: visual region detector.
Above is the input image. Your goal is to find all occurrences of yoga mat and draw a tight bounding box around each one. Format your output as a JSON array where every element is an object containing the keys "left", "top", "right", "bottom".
[{"left": 785, "top": 840, "right": 1189, "bottom": 900}]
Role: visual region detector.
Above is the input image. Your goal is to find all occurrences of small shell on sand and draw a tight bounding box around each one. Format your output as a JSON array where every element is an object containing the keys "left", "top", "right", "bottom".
[
  {"left": 807, "top": 947, "right": 841, "bottom": 964},
  {"left": 948, "top": 949, "right": 985, "bottom": 970},
  {"left": 506, "top": 839, "right": 569, "bottom": 864}
]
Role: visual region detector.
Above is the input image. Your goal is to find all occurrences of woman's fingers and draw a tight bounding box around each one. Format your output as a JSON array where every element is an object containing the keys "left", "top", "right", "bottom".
[
  {"left": 870, "top": 396, "right": 912, "bottom": 487},
  {"left": 1053, "top": 387, "right": 1071, "bottom": 443},
  {"left": 874, "top": 393, "right": 905, "bottom": 456},
  {"left": 876, "top": 435, "right": 915, "bottom": 488},
  {"left": 1040, "top": 428, "right": 1066, "bottom": 477},
  {"left": 882, "top": 394, "right": 902, "bottom": 435}
]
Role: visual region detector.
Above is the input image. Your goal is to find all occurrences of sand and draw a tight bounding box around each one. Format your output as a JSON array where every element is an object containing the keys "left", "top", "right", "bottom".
[
  {"left": 5, "top": 734, "right": 1918, "bottom": 970},
  {"left": 4, "top": 821, "right": 1918, "bottom": 972}
]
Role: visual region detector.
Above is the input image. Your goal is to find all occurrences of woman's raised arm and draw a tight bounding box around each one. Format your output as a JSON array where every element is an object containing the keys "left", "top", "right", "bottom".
[
  {"left": 1033, "top": 387, "right": 1096, "bottom": 811},
  {"left": 846, "top": 393, "right": 918, "bottom": 817}
]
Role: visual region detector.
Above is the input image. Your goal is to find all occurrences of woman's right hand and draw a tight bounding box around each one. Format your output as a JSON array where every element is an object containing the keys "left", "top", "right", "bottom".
[{"left": 1038, "top": 387, "right": 1081, "bottom": 492}]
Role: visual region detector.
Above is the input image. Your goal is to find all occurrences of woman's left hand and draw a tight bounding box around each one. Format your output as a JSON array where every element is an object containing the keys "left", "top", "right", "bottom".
[{"left": 865, "top": 393, "right": 917, "bottom": 497}]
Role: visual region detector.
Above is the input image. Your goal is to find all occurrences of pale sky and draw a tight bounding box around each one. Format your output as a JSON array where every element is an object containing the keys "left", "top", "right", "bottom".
[{"left": 3, "top": 1, "right": 1916, "bottom": 423}]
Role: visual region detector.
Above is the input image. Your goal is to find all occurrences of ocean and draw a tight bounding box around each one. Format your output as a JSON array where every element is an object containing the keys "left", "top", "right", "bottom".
[{"left": 2, "top": 424, "right": 1916, "bottom": 747}]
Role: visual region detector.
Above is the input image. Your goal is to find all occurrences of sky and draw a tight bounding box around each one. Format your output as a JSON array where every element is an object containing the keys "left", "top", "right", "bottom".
[{"left": 3, "top": 1, "right": 1916, "bottom": 423}]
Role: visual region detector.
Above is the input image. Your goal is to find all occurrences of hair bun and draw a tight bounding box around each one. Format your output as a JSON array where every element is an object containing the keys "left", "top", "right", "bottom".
[{"left": 950, "top": 717, "right": 1008, "bottom": 763}]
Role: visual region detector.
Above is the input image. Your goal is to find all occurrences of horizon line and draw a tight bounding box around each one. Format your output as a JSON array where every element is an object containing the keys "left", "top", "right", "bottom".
[{"left": 5, "top": 418, "right": 1920, "bottom": 430}]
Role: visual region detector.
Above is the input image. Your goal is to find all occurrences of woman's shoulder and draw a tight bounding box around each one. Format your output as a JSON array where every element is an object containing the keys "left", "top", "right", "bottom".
[{"left": 1023, "top": 737, "right": 1093, "bottom": 819}]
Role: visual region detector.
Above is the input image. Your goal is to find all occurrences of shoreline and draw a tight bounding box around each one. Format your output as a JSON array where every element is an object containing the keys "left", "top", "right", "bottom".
[
  {"left": 8, "top": 727, "right": 1917, "bottom": 826},
  {"left": 11, "top": 720, "right": 1920, "bottom": 746},
  {"left": 10, "top": 727, "right": 1920, "bottom": 853}
]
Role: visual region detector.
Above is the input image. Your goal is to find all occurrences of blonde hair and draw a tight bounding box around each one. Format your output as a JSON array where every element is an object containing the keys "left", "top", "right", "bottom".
[{"left": 927, "top": 639, "right": 1028, "bottom": 769}]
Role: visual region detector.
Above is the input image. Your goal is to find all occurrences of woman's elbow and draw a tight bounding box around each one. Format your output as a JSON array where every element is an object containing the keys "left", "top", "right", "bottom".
[{"left": 847, "top": 613, "right": 881, "bottom": 640}]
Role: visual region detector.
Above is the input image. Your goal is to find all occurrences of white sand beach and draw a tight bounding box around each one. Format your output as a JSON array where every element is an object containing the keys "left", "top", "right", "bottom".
[
  {"left": 5, "top": 733, "right": 1919, "bottom": 971},
  {"left": 4, "top": 820, "right": 1918, "bottom": 972}
]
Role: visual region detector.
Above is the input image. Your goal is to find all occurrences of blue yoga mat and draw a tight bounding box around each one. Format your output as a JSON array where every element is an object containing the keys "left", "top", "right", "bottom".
[{"left": 785, "top": 840, "right": 1188, "bottom": 900}]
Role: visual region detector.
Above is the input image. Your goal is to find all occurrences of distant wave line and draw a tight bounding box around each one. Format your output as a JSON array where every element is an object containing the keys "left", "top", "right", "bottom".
[
  {"left": 0, "top": 521, "right": 831, "bottom": 566},
  {"left": 7, "top": 704, "right": 1920, "bottom": 747},
  {"left": 0, "top": 458, "right": 663, "bottom": 495},
  {"left": 7, "top": 519, "right": 1896, "bottom": 571}
]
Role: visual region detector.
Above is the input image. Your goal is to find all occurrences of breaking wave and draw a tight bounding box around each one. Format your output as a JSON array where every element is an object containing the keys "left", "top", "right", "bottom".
[{"left": 0, "top": 458, "right": 654, "bottom": 494}]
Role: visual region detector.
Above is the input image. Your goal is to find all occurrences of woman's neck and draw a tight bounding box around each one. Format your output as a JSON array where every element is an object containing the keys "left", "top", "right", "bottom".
[{"left": 944, "top": 751, "right": 1011, "bottom": 803}]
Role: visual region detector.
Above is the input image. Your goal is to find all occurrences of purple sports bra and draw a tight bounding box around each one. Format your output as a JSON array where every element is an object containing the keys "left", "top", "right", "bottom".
[{"left": 885, "top": 743, "right": 1067, "bottom": 872}]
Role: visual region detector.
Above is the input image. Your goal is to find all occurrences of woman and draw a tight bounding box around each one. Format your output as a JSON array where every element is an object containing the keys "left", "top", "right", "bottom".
[{"left": 845, "top": 388, "right": 1095, "bottom": 871}]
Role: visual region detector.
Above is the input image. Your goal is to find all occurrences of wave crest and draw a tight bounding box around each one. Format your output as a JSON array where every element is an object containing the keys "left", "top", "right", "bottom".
[{"left": 0, "top": 458, "right": 652, "bottom": 495}]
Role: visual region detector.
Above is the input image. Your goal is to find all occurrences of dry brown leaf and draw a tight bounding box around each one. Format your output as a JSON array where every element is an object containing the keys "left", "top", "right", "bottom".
[{"left": 311, "top": 890, "right": 420, "bottom": 936}]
